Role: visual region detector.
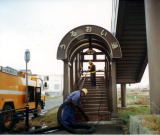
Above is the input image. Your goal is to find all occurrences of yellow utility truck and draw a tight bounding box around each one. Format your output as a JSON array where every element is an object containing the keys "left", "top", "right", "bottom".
[{"left": 0, "top": 66, "right": 46, "bottom": 130}]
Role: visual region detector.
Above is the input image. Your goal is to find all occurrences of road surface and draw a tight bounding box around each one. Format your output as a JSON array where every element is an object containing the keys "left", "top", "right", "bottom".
[{"left": 44, "top": 96, "right": 63, "bottom": 110}]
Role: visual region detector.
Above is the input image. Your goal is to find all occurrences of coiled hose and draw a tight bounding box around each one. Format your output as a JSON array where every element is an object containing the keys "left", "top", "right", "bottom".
[
  {"left": 24, "top": 101, "right": 95, "bottom": 134},
  {"left": 57, "top": 101, "right": 95, "bottom": 134}
]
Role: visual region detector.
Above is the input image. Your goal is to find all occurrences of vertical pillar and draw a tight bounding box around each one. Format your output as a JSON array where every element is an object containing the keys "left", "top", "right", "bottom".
[
  {"left": 77, "top": 53, "right": 80, "bottom": 80},
  {"left": 75, "top": 55, "right": 78, "bottom": 89},
  {"left": 121, "top": 84, "right": 126, "bottom": 107},
  {"left": 70, "top": 61, "right": 73, "bottom": 91},
  {"left": 111, "top": 62, "right": 118, "bottom": 116},
  {"left": 145, "top": 0, "right": 160, "bottom": 113},
  {"left": 63, "top": 61, "right": 71, "bottom": 100}
]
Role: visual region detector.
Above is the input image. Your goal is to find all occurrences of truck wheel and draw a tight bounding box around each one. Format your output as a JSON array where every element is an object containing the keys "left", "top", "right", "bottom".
[
  {"left": 33, "top": 104, "right": 42, "bottom": 118},
  {"left": 1, "top": 104, "right": 15, "bottom": 131}
]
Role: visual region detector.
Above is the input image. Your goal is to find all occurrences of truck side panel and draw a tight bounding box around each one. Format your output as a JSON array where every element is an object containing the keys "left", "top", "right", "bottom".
[{"left": 0, "top": 72, "right": 36, "bottom": 110}]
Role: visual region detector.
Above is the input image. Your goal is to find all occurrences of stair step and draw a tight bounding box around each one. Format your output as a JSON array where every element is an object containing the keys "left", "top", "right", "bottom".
[
  {"left": 83, "top": 100, "right": 108, "bottom": 104},
  {"left": 87, "top": 91, "right": 107, "bottom": 93},
  {"left": 83, "top": 107, "right": 108, "bottom": 112},
  {"left": 87, "top": 88, "right": 106, "bottom": 90},
  {"left": 83, "top": 104, "right": 108, "bottom": 108},
  {"left": 87, "top": 91, "right": 106, "bottom": 93},
  {"left": 78, "top": 77, "right": 111, "bottom": 121},
  {"left": 84, "top": 82, "right": 104, "bottom": 83},
  {"left": 84, "top": 86, "right": 104, "bottom": 88},
  {"left": 85, "top": 84, "right": 104, "bottom": 86},
  {"left": 85, "top": 111, "right": 111, "bottom": 115},
  {"left": 76, "top": 114, "right": 111, "bottom": 121},
  {"left": 86, "top": 92, "right": 107, "bottom": 98},
  {"left": 84, "top": 81, "right": 104, "bottom": 84},
  {"left": 87, "top": 93, "right": 107, "bottom": 96},
  {"left": 82, "top": 97, "right": 107, "bottom": 100}
]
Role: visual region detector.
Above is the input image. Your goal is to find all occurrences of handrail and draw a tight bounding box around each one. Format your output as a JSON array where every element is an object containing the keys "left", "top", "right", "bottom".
[
  {"left": 72, "top": 70, "right": 89, "bottom": 90},
  {"left": 79, "top": 71, "right": 88, "bottom": 89}
]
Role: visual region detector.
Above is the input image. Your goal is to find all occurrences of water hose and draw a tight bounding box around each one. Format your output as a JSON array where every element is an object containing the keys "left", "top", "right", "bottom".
[
  {"left": 57, "top": 101, "right": 95, "bottom": 134},
  {"left": 23, "top": 101, "right": 95, "bottom": 134}
]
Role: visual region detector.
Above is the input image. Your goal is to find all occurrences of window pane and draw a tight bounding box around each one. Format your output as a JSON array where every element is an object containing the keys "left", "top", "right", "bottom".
[
  {"left": 96, "top": 55, "right": 105, "bottom": 60},
  {"left": 84, "top": 55, "right": 93, "bottom": 60}
]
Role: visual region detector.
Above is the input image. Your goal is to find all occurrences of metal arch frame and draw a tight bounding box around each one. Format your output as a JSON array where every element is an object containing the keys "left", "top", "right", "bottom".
[
  {"left": 69, "top": 43, "right": 110, "bottom": 63},
  {"left": 67, "top": 35, "right": 111, "bottom": 61},
  {"left": 57, "top": 25, "right": 122, "bottom": 61}
]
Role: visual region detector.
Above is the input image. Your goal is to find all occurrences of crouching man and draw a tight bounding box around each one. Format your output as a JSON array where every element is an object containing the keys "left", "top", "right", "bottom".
[{"left": 61, "top": 88, "right": 88, "bottom": 126}]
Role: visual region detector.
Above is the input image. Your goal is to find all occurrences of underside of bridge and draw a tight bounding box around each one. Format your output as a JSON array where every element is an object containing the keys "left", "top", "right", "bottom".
[
  {"left": 112, "top": 0, "right": 147, "bottom": 84},
  {"left": 111, "top": 0, "right": 160, "bottom": 117}
]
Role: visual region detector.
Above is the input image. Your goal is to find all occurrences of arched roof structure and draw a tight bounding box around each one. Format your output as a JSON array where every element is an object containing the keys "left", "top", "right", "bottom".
[{"left": 57, "top": 25, "right": 122, "bottom": 61}]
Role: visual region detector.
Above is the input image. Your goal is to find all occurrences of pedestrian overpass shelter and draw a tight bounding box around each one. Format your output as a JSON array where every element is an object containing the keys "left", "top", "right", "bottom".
[{"left": 57, "top": 0, "right": 160, "bottom": 120}]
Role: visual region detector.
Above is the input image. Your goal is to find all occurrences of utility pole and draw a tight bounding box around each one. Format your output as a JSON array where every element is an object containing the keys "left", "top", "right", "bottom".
[{"left": 24, "top": 49, "right": 30, "bottom": 131}]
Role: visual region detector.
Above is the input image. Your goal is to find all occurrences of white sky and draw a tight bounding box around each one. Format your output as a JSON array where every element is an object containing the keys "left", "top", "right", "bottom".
[{"left": 0, "top": 0, "right": 149, "bottom": 88}]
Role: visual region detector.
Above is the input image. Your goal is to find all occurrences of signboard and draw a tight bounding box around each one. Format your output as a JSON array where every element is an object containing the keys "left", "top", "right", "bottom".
[
  {"left": 0, "top": 66, "right": 18, "bottom": 76},
  {"left": 25, "top": 49, "right": 30, "bottom": 63},
  {"left": 57, "top": 25, "right": 122, "bottom": 60}
]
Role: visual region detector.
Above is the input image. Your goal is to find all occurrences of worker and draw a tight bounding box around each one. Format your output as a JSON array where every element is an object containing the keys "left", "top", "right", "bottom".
[
  {"left": 88, "top": 60, "right": 96, "bottom": 86},
  {"left": 61, "top": 88, "right": 88, "bottom": 126}
]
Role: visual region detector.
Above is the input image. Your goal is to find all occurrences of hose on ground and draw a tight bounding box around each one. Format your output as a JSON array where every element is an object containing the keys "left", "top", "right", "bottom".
[
  {"left": 23, "top": 101, "right": 95, "bottom": 134},
  {"left": 57, "top": 101, "right": 95, "bottom": 134},
  {"left": 23, "top": 126, "right": 62, "bottom": 134}
]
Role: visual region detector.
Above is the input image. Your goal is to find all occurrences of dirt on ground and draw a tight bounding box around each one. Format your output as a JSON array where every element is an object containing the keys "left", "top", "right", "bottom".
[{"left": 10, "top": 107, "right": 58, "bottom": 133}]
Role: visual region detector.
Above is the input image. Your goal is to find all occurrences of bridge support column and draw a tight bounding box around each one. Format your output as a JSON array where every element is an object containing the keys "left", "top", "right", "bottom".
[
  {"left": 70, "top": 61, "right": 73, "bottom": 91},
  {"left": 63, "top": 61, "right": 71, "bottom": 100},
  {"left": 145, "top": 0, "right": 160, "bottom": 113},
  {"left": 75, "top": 56, "right": 78, "bottom": 89},
  {"left": 111, "top": 62, "right": 118, "bottom": 116},
  {"left": 77, "top": 54, "right": 80, "bottom": 80},
  {"left": 121, "top": 84, "right": 126, "bottom": 107}
]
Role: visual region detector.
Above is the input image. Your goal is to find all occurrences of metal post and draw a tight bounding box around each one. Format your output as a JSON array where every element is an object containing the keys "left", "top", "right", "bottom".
[
  {"left": 121, "top": 83, "right": 126, "bottom": 107},
  {"left": 111, "top": 62, "right": 118, "bottom": 116},
  {"left": 24, "top": 49, "right": 30, "bottom": 103},
  {"left": 25, "top": 105, "right": 29, "bottom": 131},
  {"left": 24, "top": 49, "right": 30, "bottom": 131},
  {"left": 26, "top": 62, "right": 28, "bottom": 103}
]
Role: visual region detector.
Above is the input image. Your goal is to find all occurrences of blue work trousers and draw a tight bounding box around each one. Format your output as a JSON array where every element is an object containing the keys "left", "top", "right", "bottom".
[{"left": 62, "top": 105, "right": 76, "bottom": 126}]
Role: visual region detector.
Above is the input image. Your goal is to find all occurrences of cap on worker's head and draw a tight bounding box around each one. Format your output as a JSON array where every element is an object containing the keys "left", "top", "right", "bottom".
[{"left": 81, "top": 88, "right": 88, "bottom": 95}]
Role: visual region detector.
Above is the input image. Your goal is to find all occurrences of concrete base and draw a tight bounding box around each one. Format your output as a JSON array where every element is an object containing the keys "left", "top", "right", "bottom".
[
  {"left": 83, "top": 118, "right": 122, "bottom": 125},
  {"left": 50, "top": 124, "right": 123, "bottom": 134},
  {"left": 129, "top": 115, "right": 160, "bottom": 134}
]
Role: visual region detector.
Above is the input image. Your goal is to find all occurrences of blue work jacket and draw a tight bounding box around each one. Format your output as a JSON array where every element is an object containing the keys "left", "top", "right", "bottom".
[{"left": 62, "top": 90, "right": 81, "bottom": 126}]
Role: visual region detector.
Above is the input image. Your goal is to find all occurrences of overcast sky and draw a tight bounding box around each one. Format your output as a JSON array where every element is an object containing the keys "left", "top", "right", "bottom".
[{"left": 0, "top": 0, "right": 149, "bottom": 88}]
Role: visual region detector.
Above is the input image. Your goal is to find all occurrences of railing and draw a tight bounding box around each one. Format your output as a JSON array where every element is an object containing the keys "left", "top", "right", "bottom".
[
  {"left": 79, "top": 71, "right": 88, "bottom": 89},
  {"left": 73, "top": 70, "right": 105, "bottom": 90},
  {"left": 83, "top": 70, "right": 105, "bottom": 77},
  {"left": 0, "top": 105, "right": 30, "bottom": 131}
]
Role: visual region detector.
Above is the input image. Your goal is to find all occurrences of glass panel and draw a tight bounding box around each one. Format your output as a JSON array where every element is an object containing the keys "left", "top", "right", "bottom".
[
  {"left": 96, "top": 55, "right": 105, "bottom": 60},
  {"left": 84, "top": 55, "right": 93, "bottom": 60}
]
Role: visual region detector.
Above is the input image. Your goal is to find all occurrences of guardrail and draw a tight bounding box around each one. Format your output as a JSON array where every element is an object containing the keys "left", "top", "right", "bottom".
[
  {"left": 0, "top": 105, "right": 30, "bottom": 131},
  {"left": 79, "top": 71, "right": 88, "bottom": 89}
]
